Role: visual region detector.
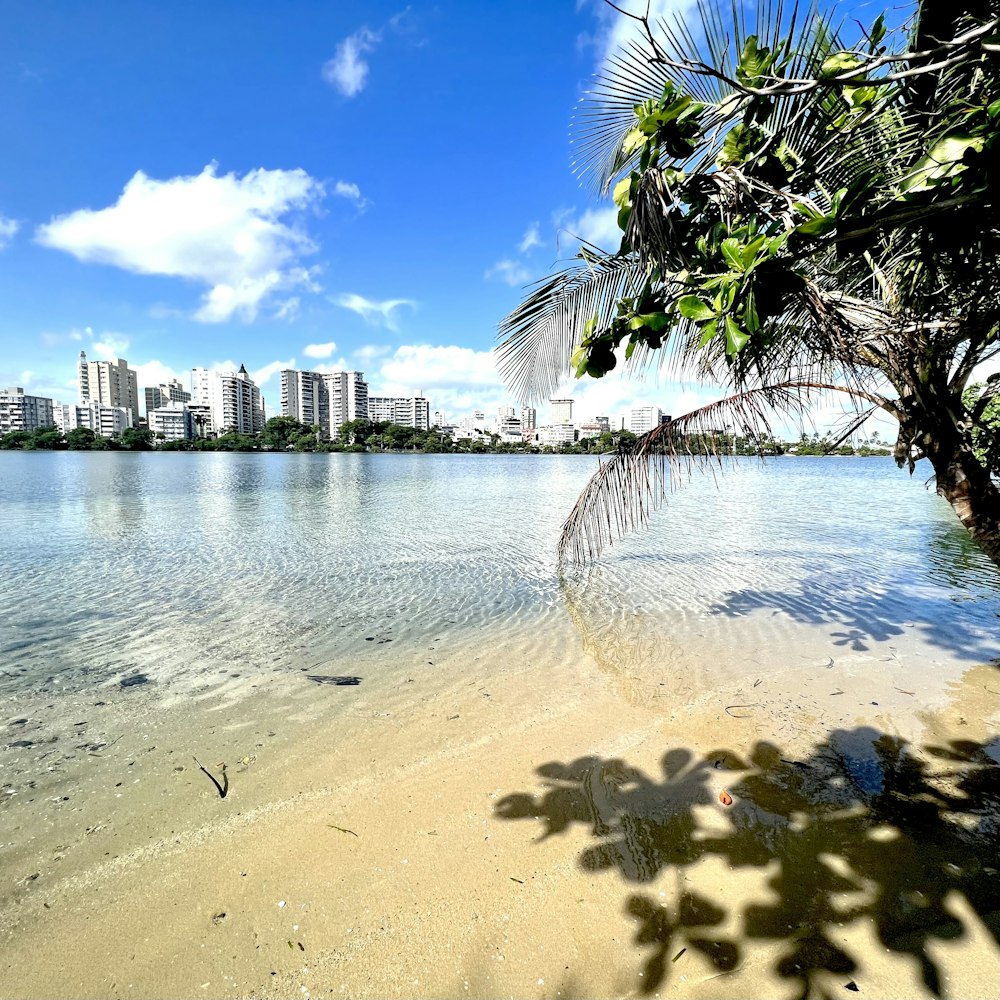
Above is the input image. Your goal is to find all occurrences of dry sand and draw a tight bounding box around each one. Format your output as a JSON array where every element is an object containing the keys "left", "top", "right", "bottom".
[{"left": 2, "top": 613, "right": 998, "bottom": 1000}]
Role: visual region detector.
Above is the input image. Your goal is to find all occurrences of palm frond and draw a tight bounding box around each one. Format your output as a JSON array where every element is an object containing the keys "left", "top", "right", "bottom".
[
  {"left": 557, "top": 379, "right": 877, "bottom": 564},
  {"left": 496, "top": 250, "right": 645, "bottom": 403}
]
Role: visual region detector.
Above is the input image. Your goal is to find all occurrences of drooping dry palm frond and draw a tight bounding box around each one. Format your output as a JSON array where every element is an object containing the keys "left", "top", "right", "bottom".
[{"left": 557, "top": 379, "right": 885, "bottom": 564}]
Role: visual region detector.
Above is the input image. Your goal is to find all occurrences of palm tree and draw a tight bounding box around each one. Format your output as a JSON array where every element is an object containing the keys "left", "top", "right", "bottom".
[{"left": 498, "top": 0, "right": 1000, "bottom": 566}]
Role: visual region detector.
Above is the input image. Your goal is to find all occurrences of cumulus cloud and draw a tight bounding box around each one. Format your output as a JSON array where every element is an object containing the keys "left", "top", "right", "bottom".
[
  {"left": 303, "top": 341, "right": 338, "bottom": 359},
  {"left": 518, "top": 223, "right": 542, "bottom": 253},
  {"left": 273, "top": 297, "right": 300, "bottom": 321},
  {"left": 322, "top": 27, "right": 380, "bottom": 97},
  {"left": 353, "top": 344, "right": 391, "bottom": 364},
  {"left": 252, "top": 358, "right": 296, "bottom": 388},
  {"left": 334, "top": 292, "right": 416, "bottom": 330},
  {"left": 36, "top": 164, "right": 325, "bottom": 323},
  {"left": 0, "top": 215, "right": 19, "bottom": 249},
  {"left": 485, "top": 258, "right": 531, "bottom": 287}
]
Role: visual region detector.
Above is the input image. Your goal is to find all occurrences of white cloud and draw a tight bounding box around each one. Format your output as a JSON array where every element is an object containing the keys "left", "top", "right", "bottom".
[
  {"left": 273, "top": 296, "right": 301, "bottom": 321},
  {"left": 333, "top": 180, "right": 367, "bottom": 209},
  {"left": 91, "top": 333, "right": 131, "bottom": 360},
  {"left": 582, "top": 0, "right": 698, "bottom": 63},
  {"left": 322, "top": 26, "right": 380, "bottom": 96},
  {"left": 19, "top": 369, "right": 33, "bottom": 384},
  {"left": 0, "top": 215, "right": 19, "bottom": 249},
  {"left": 252, "top": 357, "right": 296, "bottom": 388},
  {"left": 562, "top": 206, "right": 621, "bottom": 252},
  {"left": 334, "top": 292, "right": 416, "bottom": 330},
  {"left": 36, "top": 164, "right": 325, "bottom": 323},
  {"left": 303, "top": 341, "right": 338, "bottom": 359},
  {"left": 518, "top": 223, "right": 542, "bottom": 253},
  {"left": 353, "top": 344, "right": 391, "bottom": 364},
  {"left": 486, "top": 258, "right": 531, "bottom": 287}
]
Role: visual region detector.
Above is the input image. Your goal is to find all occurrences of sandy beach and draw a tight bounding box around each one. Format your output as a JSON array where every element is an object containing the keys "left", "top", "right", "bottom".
[{"left": 3, "top": 607, "right": 998, "bottom": 1000}]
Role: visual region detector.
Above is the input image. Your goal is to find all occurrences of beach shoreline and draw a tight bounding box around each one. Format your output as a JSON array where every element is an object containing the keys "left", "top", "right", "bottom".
[{"left": 3, "top": 609, "right": 998, "bottom": 1000}]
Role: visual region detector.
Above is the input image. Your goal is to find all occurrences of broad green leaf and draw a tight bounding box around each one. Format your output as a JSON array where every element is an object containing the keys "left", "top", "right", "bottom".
[
  {"left": 677, "top": 295, "right": 714, "bottom": 322},
  {"left": 721, "top": 238, "right": 745, "bottom": 272},
  {"left": 612, "top": 176, "right": 633, "bottom": 209},
  {"left": 697, "top": 319, "right": 718, "bottom": 347},
  {"left": 899, "top": 134, "right": 985, "bottom": 194},
  {"left": 820, "top": 51, "right": 864, "bottom": 80},
  {"left": 724, "top": 315, "right": 750, "bottom": 356}
]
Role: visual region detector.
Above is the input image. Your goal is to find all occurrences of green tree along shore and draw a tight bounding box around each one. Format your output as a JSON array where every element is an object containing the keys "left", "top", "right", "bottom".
[
  {"left": 499, "top": 0, "right": 1000, "bottom": 566},
  {"left": 0, "top": 416, "right": 893, "bottom": 457}
]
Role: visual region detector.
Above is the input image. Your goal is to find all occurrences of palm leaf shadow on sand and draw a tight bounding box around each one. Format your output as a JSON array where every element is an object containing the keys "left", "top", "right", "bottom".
[
  {"left": 495, "top": 726, "right": 1000, "bottom": 998},
  {"left": 306, "top": 675, "right": 362, "bottom": 686}
]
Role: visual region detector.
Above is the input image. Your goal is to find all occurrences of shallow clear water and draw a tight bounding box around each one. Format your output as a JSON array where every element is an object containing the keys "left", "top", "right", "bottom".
[{"left": 0, "top": 452, "right": 997, "bottom": 709}]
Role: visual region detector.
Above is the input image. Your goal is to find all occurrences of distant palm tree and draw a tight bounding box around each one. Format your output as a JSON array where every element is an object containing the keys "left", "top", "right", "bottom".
[{"left": 498, "top": 0, "right": 1000, "bottom": 567}]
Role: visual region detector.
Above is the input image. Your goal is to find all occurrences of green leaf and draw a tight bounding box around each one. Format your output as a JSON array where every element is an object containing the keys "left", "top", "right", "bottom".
[
  {"left": 721, "top": 238, "right": 745, "bottom": 272},
  {"left": 612, "top": 176, "right": 633, "bottom": 209},
  {"left": 677, "top": 295, "right": 714, "bottom": 322},
  {"left": 819, "top": 51, "right": 864, "bottom": 81},
  {"left": 899, "top": 134, "right": 985, "bottom": 194},
  {"left": 796, "top": 215, "right": 837, "bottom": 237},
  {"left": 724, "top": 315, "right": 750, "bottom": 356}
]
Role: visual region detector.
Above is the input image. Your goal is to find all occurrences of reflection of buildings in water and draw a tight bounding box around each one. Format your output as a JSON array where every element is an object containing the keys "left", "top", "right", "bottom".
[{"left": 79, "top": 453, "right": 146, "bottom": 539}]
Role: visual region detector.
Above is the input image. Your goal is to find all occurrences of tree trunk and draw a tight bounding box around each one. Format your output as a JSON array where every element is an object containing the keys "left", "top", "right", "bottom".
[{"left": 926, "top": 435, "right": 1000, "bottom": 571}]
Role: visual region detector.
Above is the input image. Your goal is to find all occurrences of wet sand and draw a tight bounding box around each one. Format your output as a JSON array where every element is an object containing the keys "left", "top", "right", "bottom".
[{"left": 2, "top": 614, "right": 999, "bottom": 1000}]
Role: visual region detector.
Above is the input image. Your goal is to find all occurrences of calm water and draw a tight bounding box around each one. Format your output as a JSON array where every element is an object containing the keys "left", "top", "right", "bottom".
[{"left": 0, "top": 452, "right": 997, "bottom": 708}]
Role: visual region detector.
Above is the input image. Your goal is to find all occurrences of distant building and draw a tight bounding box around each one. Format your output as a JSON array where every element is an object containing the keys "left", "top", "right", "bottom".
[
  {"left": 55, "top": 402, "right": 132, "bottom": 438},
  {"left": 577, "top": 422, "right": 604, "bottom": 441},
  {"left": 279, "top": 368, "right": 368, "bottom": 437},
  {"left": 326, "top": 371, "right": 369, "bottom": 430},
  {"left": 186, "top": 403, "right": 214, "bottom": 438},
  {"left": 433, "top": 410, "right": 447, "bottom": 428},
  {"left": 77, "top": 354, "right": 139, "bottom": 426},
  {"left": 549, "top": 398, "right": 573, "bottom": 424},
  {"left": 0, "top": 387, "right": 55, "bottom": 435},
  {"left": 369, "top": 395, "right": 430, "bottom": 430},
  {"left": 148, "top": 403, "right": 195, "bottom": 442},
  {"left": 537, "top": 424, "right": 577, "bottom": 447},
  {"left": 520, "top": 406, "right": 537, "bottom": 431},
  {"left": 209, "top": 364, "right": 265, "bottom": 435},
  {"left": 498, "top": 416, "right": 522, "bottom": 442},
  {"left": 630, "top": 405, "right": 663, "bottom": 435},
  {"left": 281, "top": 369, "right": 327, "bottom": 428},
  {"left": 190, "top": 367, "right": 212, "bottom": 406},
  {"left": 144, "top": 379, "right": 191, "bottom": 414}
]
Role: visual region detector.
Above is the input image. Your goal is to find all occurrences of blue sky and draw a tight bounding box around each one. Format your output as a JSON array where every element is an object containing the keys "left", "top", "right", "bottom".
[{"left": 0, "top": 0, "right": 898, "bottom": 431}]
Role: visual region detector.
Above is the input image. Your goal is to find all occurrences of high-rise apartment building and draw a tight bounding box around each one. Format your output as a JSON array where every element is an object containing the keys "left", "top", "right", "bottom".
[
  {"left": 0, "top": 387, "right": 55, "bottom": 434},
  {"left": 629, "top": 405, "right": 663, "bottom": 435},
  {"left": 549, "top": 398, "right": 573, "bottom": 424},
  {"left": 368, "top": 395, "right": 430, "bottom": 430},
  {"left": 144, "top": 378, "right": 191, "bottom": 414},
  {"left": 326, "top": 371, "right": 368, "bottom": 430},
  {"left": 279, "top": 369, "right": 368, "bottom": 436},
  {"left": 209, "top": 364, "right": 265, "bottom": 435},
  {"left": 191, "top": 367, "right": 212, "bottom": 406},
  {"left": 281, "top": 370, "right": 326, "bottom": 429},
  {"left": 433, "top": 410, "right": 446, "bottom": 428},
  {"left": 520, "top": 406, "right": 537, "bottom": 431},
  {"left": 78, "top": 353, "right": 140, "bottom": 426}
]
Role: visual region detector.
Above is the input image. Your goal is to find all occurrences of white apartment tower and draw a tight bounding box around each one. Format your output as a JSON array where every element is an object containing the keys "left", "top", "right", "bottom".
[
  {"left": 209, "top": 364, "right": 265, "bottom": 435},
  {"left": 520, "top": 406, "right": 537, "bottom": 431},
  {"left": 630, "top": 405, "right": 663, "bottom": 435},
  {"left": 326, "top": 371, "right": 368, "bottom": 430},
  {"left": 368, "top": 395, "right": 430, "bottom": 430},
  {"left": 190, "top": 367, "right": 212, "bottom": 406},
  {"left": 549, "top": 398, "right": 573, "bottom": 424},
  {"left": 77, "top": 351, "right": 90, "bottom": 403}
]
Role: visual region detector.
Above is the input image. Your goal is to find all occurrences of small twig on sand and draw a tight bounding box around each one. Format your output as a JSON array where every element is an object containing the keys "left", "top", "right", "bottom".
[
  {"left": 328, "top": 824, "right": 358, "bottom": 837},
  {"left": 193, "top": 756, "right": 228, "bottom": 799}
]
